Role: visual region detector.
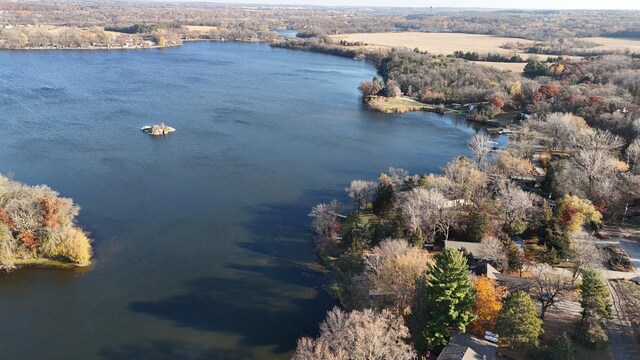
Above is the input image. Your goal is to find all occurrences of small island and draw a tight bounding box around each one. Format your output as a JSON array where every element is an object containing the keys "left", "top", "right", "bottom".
[
  {"left": 0, "top": 174, "right": 92, "bottom": 271},
  {"left": 141, "top": 123, "right": 176, "bottom": 136}
]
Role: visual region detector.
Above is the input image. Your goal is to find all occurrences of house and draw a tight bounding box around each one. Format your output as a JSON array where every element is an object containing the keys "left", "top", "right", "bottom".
[
  {"left": 546, "top": 198, "right": 557, "bottom": 212},
  {"left": 494, "top": 272, "right": 530, "bottom": 292},
  {"left": 445, "top": 240, "right": 485, "bottom": 259},
  {"left": 437, "top": 333, "right": 498, "bottom": 360},
  {"left": 444, "top": 199, "right": 472, "bottom": 208},
  {"left": 473, "top": 263, "right": 499, "bottom": 280},
  {"left": 509, "top": 235, "right": 525, "bottom": 250},
  {"left": 516, "top": 112, "right": 532, "bottom": 122},
  {"left": 445, "top": 240, "right": 496, "bottom": 270}
]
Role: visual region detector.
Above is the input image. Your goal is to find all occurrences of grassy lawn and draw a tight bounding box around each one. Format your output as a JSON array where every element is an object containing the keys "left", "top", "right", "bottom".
[
  {"left": 540, "top": 310, "right": 612, "bottom": 360},
  {"left": 366, "top": 96, "right": 434, "bottom": 114}
]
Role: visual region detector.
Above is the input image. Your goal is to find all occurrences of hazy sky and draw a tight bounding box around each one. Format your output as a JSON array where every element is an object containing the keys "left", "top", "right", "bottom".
[{"left": 209, "top": 0, "right": 640, "bottom": 10}]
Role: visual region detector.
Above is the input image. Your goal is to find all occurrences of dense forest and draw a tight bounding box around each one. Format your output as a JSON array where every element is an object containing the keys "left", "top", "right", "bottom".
[{"left": 0, "top": 175, "right": 91, "bottom": 270}]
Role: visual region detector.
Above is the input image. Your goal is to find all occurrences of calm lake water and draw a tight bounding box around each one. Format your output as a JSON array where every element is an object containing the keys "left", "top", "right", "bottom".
[{"left": 0, "top": 42, "right": 480, "bottom": 359}]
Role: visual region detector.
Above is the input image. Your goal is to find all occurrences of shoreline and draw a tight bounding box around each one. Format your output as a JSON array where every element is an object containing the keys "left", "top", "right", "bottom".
[
  {"left": 12, "top": 258, "right": 90, "bottom": 270},
  {"left": 364, "top": 95, "right": 513, "bottom": 127},
  {"left": 0, "top": 38, "right": 267, "bottom": 51}
]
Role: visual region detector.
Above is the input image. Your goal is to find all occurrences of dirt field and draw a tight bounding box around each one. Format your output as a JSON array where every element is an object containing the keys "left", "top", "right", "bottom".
[
  {"left": 331, "top": 32, "right": 535, "bottom": 56},
  {"left": 330, "top": 32, "right": 640, "bottom": 72},
  {"left": 183, "top": 25, "right": 217, "bottom": 34},
  {"left": 584, "top": 37, "right": 640, "bottom": 53}
]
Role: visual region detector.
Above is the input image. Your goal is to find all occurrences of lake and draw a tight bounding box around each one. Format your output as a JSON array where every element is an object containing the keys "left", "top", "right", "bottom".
[{"left": 0, "top": 42, "right": 480, "bottom": 359}]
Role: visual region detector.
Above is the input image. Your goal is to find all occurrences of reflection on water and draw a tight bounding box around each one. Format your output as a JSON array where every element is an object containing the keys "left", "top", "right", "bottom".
[{"left": 0, "top": 42, "right": 479, "bottom": 359}]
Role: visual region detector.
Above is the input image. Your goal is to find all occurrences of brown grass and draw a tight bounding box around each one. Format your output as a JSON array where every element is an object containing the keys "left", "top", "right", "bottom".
[
  {"left": 540, "top": 309, "right": 612, "bottom": 360},
  {"left": 330, "top": 32, "right": 590, "bottom": 72},
  {"left": 183, "top": 25, "right": 218, "bottom": 34},
  {"left": 366, "top": 96, "right": 433, "bottom": 113},
  {"left": 583, "top": 37, "right": 640, "bottom": 53},
  {"left": 331, "top": 32, "right": 536, "bottom": 56}
]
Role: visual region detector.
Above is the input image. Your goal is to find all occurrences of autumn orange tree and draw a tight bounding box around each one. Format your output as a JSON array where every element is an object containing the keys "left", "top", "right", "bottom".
[{"left": 469, "top": 276, "right": 507, "bottom": 337}]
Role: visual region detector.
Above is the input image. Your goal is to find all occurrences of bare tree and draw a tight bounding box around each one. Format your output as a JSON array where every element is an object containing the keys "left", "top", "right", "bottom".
[
  {"left": 358, "top": 239, "right": 432, "bottom": 314},
  {"left": 572, "top": 147, "right": 618, "bottom": 198},
  {"left": 497, "top": 181, "right": 535, "bottom": 232},
  {"left": 293, "top": 307, "right": 416, "bottom": 360},
  {"left": 544, "top": 112, "right": 589, "bottom": 150},
  {"left": 477, "top": 236, "right": 508, "bottom": 270},
  {"left": 385, "top": 79, "right": 402, "bottom": 97},
  {"left": 401, "top": 188, "right": 453, "bottom": 241},
  {"left": 626, "top": 137, "right": 640, "bottom": 171},
  {"left": 345, "top": 180, "right": 377, "bottom": 211},
  {"left": 570, "top": 233, "right": 605, "bottom": 279},
  {"left": 442, "top": 157, "right": 488, "bottom": 200},
  {"left": 468, "top": 134, "right": 493, "bottom": 170},
  {"left": 386, "top": 167, "right": 410, "bottom": 190},
  {"left": 308, "top": 200, "right": 341, "bottom": 250},
  {"left": 529, "top": 264, "right": 575, "bottom": 320},
  {"left": 574, "top": 129, "right": 624, "bottom": 154}
]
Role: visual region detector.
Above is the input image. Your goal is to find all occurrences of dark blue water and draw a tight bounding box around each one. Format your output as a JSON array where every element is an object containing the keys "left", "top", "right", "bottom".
[{"left": 0, "top": 42, "right": 478, "bottom": 359}]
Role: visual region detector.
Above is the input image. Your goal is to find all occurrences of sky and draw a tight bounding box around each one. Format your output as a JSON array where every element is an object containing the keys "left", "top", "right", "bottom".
[{"left": 200, "top": 0, "right": 640, "bottom": 10}]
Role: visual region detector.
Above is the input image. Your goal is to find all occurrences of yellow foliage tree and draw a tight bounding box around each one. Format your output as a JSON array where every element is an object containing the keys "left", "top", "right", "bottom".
[
  {"left": 469, "top": 276, "right": 507, "bottom": 337},
  {"left": 53, "top": 228, "right": 92, "bottom": 265},
  {"left": 555, "top": 194, "right": 602, "bottom": 234},
  {"left": 496, "top": 153, "right": 535, "bottom": 178}
]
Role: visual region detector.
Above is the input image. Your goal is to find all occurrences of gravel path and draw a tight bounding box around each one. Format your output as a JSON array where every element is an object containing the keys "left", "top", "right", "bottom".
[
  {"left": 594, "top": 226, "right": 640, "bottom": 360},
  {"left": 607, "top": 280, "right": 640, "bottom": 360}
]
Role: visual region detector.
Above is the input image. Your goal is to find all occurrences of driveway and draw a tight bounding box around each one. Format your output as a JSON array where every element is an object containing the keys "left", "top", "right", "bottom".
[{"left": 597, "top": 226, "right": 640, "bottom": 360}]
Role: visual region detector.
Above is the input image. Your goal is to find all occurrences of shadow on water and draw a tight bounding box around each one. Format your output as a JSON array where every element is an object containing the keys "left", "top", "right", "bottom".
[
  {"left": 236, "top": 188, "right": 340, "bottom": 261},
  {"left": 100, "top": 340, "right": 251, "bottom": 360},
  {"left": 126, "top": 189, "right": 341, "bottom": 356},
  {"left": 127, "top": 271, "right": 335, "bottom": 354}
]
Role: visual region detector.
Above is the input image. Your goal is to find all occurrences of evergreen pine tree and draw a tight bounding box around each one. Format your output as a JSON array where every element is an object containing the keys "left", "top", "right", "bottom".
[
  {"left": 412, "top": 248, "right": 475, "bottom": 350},
  {"left": 496, "top": 290, "right": 543, "bottom": 351},
  {"left": 344, "top": 217, "right": 372, "bottom": 254},
  {"left": 502, "top": 239, "right": 525, "bottom": 276},
  {"left": 410, "top": 226, "right": 424, "bottom": 249},
  {"left": 391, "top": 209, "right": 408, "bottom": 239},
  {"left": 467, "top": 206, "right": 489, "bottom": 242},
  {"left": 549, "top": 332, "right": 575, "bottom": 360},
  {"left": 579, "top": 268, "right": 611, "bottom": 320},
  {"left": 418, "top": 174, "right": 428, "bottom": 187},
  {"left": 372, "top": 180, "right": 394, "bottom": 221},
  {"left": 578, "top": 268, "right": 611, "bottom": 348}
]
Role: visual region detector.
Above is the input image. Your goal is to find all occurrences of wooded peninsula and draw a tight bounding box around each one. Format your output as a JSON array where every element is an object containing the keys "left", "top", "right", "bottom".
[{"left": 0, "top": 175, "right": 91, "bottom": 271}]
